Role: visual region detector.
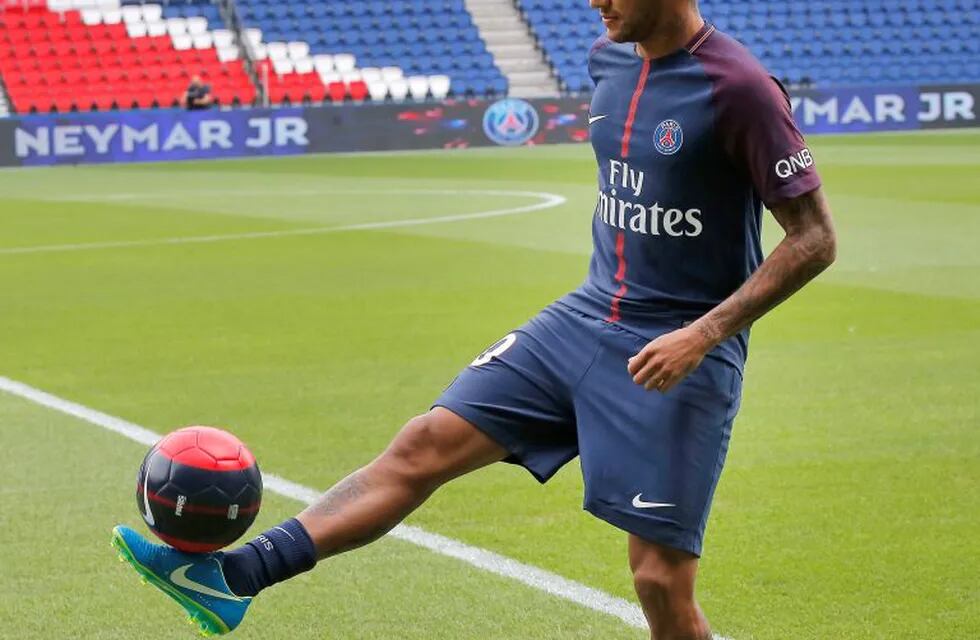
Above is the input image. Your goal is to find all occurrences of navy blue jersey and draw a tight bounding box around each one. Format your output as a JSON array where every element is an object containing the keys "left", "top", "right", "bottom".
[{"left": 560, "top": 23, "right": 821, "bottom": 368}]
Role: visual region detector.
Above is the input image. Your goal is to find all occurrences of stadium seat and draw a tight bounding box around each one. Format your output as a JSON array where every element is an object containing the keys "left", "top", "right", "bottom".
[
  {"left": 407, "top": 75, "right": 429, "bottom": 101},
  {"left": 0, "top": 0, "right": 257, "bottom": 114}
]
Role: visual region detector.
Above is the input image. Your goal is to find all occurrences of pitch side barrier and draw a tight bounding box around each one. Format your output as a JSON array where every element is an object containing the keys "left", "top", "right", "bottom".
[{"left": 0, "top": 84, "right": 976, "bottom": 167}]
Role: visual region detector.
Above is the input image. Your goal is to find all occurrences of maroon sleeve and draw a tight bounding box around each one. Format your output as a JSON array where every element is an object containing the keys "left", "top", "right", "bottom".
[{"left": 696, "top": 36, "right": 821, "bottom": 208}]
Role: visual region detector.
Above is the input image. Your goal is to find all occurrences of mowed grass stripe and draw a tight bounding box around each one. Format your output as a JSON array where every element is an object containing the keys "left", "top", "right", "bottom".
[{"left": 0, "top": 190, "right": 565, "bottom": 255}]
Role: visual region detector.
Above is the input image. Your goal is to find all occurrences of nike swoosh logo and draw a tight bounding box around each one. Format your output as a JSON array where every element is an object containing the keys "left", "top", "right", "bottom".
[
  {"left": 632, "top": 494, "right": 675, "bottom": 510},
  {"left": 170, "top": 565, "right": 243, "bottom": 602},
  {"left": 588, "top": 114, "right": 608, "bottom": 125},
  {"left": 142, "top": 478, "right": 156, "bottom": 527}
]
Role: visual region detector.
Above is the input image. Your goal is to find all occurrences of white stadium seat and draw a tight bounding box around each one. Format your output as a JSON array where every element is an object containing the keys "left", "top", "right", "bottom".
[
  {"left": 120, "top": 6, "right": 141, "bottom": 22},
  {"left": 217, "top": 46, "right": 240, "bottom": 62},
  {"left": 387, "top": 78, "right": 409, "bottom": 102},
  {"left": 429, "top": 75, "right": 451, "bottom": 100},
  {"left": 141, "top": 4, "right": 162, "bottom": 22},
  {"left": 293, "top": 58, "right": 314, "bottom": 74},
  {"left": 166, "top": 18, "right": 188, "bottom": 36},
  {"left": 48, "top": 0, "right": 72, "bottom": 11},
  {"left": 251, "top": 43, "right": 268, "bottom": 60},
  {"left": 367, "top": 81, "right": 388, "bottom": 102},
  {"left": 171, "top": 34, "right": 193, "bottom": 51},
  {"left": 80, "top": 9, "right": 101, "bottom": 25},
  {"left": 73, "top": 0, "right": 98, "bottom": 9},
  {"left": 186, "top": 17, "right": 208, "bottom": 36},
  {"left": 125, "top": 21, "right": 148, "bottom": 38},
  {"left": 266, "top": 42, "right": 289, "bottom": 61},
  {"left": 212, "top": 30, "right": 234, "bottom": 49},
  {"left": 313, "top": 54, "right": 335, "bottom": 74},
  {"left": 407, "top": 76, "right": 430, "bottom": 101},
  {"left": 272, "top": 58, "right": 295, "bottom": 76},
  {"left": 287, "top": 41, "right": 310, "bottom": 61},
  {"left": 318, "top": 71, "right": 341, "bottom": 85},
  {"left": 381, "top": 66, "right": 404, "bottom": 82},
  {"left": 101, "top": 9, "right": 121, "bottom": 24},
  {"left": 340, "top": 70, "right": 362, "bottom": 83},
  {"left": 333, "top": 53, "right": 356, "bottom": 73},
  {"left": 96, "top": 0, "right": 119, "bottom": 10},
  {"left": 192, "top": 33, "right": 213, "bottom": 49},
  {"left": 245, "top": 29, "right": 263, "bottom": 47},
  {"left": 360, "top": 67, "right": 381, "bottom": 84},
  {"left": 146, "top": 20, "right": 167, "bottom": 37}
]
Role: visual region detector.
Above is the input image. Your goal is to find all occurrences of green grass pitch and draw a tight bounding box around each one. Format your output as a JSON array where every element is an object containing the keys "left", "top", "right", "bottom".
[{"left": 0, "top": 131, "right": 978, "bottom": 639}]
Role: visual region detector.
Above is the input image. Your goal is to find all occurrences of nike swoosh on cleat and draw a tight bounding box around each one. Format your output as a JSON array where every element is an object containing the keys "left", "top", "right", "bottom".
[
  {"left": 631, "top": 494, "right": 675, "bottom": 509},
  {"left": 588, "top": 114, "right": 608, "bottom": 125},
  {"left": 170, "top": 565, "right": 243, "bottom": 602},
  {"left": 142, "top": 479, "right": 156, "bottom": 527}
]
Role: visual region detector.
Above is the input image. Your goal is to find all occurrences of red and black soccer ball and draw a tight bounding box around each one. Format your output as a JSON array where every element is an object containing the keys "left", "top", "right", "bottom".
[{"left": 137, "top": 426, "right": 262, "bottom": 553}]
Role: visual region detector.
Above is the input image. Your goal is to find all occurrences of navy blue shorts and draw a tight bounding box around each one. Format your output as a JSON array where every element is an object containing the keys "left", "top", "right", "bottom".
[{"left": 434, "top": 303, "right": 742, "bottom": 556}]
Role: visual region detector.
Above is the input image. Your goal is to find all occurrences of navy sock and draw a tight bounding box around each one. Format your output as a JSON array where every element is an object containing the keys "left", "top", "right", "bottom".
[{"left": 221, "top": 518, "right": 317, "bottom": 597}]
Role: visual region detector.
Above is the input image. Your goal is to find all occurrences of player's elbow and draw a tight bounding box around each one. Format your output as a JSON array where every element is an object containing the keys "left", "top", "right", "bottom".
[
  {"left": 813, "top": 223, "right": 837, "bottom": 270},
  {"left": 801, "top": 209, "right": 837, "bottom": 272}
]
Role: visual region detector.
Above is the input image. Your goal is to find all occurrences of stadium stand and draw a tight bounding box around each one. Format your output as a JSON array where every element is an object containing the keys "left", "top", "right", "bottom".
[
  {"left": 0, "top": 0, "right": 254, "bottom": 113},
  {"left": 3, "top": 0, "right": 979, "bottom": 114},
  {"left": 234, "top": 0, "right": 507, "bottom": 102},
  {"left": 518, "top": 0, "right": 980, "bottom": 92}
]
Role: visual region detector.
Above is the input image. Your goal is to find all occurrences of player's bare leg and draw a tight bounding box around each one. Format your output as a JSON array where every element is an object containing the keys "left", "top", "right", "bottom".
[
  {"left": 629, "top": 535, "right": 712, "bottom": 640},
  {"left": 296, "top": 407, "right": 507, "bottom": 557},
  {"left": 214, "top": 408, "right": 506, "bottom": 599}
]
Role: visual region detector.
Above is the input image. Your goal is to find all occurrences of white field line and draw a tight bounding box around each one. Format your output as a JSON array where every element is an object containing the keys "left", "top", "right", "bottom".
[
  {"left": 0, "top": 375, "right": 732, "bottom": 639},
  {"left": 0, "top": 190, "right": 566, "bottom": 256}
]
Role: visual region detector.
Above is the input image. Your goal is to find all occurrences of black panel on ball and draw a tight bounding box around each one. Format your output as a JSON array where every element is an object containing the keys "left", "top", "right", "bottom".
[{"left": 136, "top": 445, "right": 262, "bottom": 551}]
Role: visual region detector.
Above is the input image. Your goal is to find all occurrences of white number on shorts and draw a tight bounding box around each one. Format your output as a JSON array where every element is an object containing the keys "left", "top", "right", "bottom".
[{"left": 470, "top": 333, "right": 517, "bottom": 367}]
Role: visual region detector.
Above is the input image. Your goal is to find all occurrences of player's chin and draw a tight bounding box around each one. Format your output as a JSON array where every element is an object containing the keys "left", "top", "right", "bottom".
[{"left": 603, "top": 24, "right": 631, "bottom": 43}]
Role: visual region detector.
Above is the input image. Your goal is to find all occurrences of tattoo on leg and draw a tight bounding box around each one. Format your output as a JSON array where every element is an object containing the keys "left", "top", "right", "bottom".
[
  {"left": 302, "top": 469, "right": 413, "bottom": 556},
  {"left": 309, "top": 471, "right": 370, "bottom": 517}
]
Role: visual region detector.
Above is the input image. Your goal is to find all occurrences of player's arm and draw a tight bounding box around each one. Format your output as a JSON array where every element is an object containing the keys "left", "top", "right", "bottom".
[{"left": 628, "top": 187, "right": 836, "bottom": 392}]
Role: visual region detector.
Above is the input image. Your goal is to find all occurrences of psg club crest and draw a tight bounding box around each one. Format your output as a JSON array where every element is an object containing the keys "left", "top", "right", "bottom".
[
  {"left": 654, "top": 119, "right": 684, "bottom": 155},
  {"left": 483, "top": 98, "right": 540, "bottom": 146}
]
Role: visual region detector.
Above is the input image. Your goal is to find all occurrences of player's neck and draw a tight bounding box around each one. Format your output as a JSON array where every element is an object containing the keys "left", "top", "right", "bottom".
[{"left": 635, "top": 8, "right": 704, "bottom": 60}]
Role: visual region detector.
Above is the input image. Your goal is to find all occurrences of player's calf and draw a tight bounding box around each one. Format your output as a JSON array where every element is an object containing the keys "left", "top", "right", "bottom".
[
  {"left": 219, "top": 408, "right": 505, "bottom": 598},
  {"left": 629, "top": 535, "right": 712, "bottom": 640}
]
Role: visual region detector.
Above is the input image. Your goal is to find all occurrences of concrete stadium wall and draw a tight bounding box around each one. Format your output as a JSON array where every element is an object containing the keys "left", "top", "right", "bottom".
[{"left": 0, "top": 84, "right": 976, "bottom": 167}]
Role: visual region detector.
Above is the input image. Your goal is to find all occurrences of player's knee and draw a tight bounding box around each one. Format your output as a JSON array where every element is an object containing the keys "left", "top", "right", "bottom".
[
  {"left": 631, "top": 551, "right": 692, "bottom": 612},
  {"left": 378, "top": 412, "right": 447, "bottom": 486},
  {"left": 632, "top": 561, "right": 675, "bottom": 605}
]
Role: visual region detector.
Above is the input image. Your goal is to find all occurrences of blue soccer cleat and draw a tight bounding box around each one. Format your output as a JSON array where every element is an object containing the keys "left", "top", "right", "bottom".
[{"left": 111, "top": 525, "right": 252, "bottom": 636}]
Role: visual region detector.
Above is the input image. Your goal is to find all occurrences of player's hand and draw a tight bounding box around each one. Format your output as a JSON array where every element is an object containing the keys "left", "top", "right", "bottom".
[{"left": 627, "top": 327, "right": 711, "bottom": 393}]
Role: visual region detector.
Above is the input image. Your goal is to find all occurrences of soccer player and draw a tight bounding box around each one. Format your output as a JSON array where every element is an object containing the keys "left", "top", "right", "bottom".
[{"left": 112, "top": 0, "right": 837, "bottom": 638}]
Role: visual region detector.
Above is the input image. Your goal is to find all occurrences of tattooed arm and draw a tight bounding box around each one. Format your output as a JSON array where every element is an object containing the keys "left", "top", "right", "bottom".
[{"left": 628, "top": 187, "right": 837, "bottom": 392}]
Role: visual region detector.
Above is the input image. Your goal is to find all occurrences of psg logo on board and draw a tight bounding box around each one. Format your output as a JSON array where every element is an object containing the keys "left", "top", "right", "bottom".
[
  {"left": 483, "top": 98, "right": 540, "bottom": 146},
  {"left": 654, "top": 119, "right": 684, "bottom": 155}
]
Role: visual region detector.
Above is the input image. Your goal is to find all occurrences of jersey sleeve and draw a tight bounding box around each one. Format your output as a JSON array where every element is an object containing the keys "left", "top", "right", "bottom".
[{"left": 712, "top": 73, "right": 821, "bottom": 208}]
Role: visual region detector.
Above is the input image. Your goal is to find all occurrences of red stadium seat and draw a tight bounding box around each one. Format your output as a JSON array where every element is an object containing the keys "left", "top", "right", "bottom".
[
  {"left": 327, "top": 81, "right": 346, "bottom": 102},
  {"left": 348, "top": 80, "right": 368, "bottom": 102}
]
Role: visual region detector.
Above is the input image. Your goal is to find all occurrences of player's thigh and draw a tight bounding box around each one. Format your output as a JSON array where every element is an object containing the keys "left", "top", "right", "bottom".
[
  {"left": 378, "top": 407, "right": 510, "bottom": 483},
  {"left": 433, "top": 304, "right": 599, "bottom": 483},
  {"left": 575, "top": 326, "right": 742, "bottom": 556}
]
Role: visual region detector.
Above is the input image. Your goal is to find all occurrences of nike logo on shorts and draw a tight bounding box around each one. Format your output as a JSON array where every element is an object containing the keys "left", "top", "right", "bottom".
[{"left": 632, "top": 494, "right": 675, "bottom": 509}]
